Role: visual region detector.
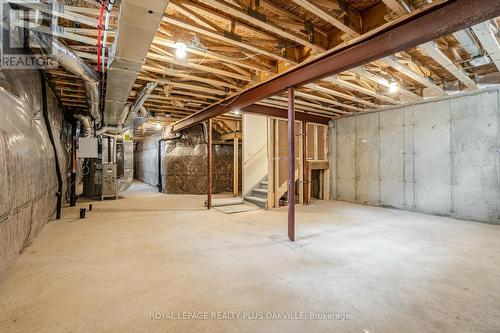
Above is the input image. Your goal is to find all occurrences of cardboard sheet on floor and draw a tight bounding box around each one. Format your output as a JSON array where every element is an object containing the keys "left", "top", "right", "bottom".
[{"left": 214, "top": 203, "right": 260, "bottom": 214}]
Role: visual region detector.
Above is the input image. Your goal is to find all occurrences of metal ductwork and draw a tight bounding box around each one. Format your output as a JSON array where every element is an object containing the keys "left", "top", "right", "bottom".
[
  {"left": 104, "top": 0, "right": 170, "bottom": 126},
  {"left": 131, "top": 82, "right": 157, "bottom": 116},
  {"left": 32, "top": 31, "right": 101, "bottom": 126},
  {"left": 74, "top": 114, "right": 93, "bottom": 137},
  {"left": 138, "top": 106, "right": 149, "bottom": 118},
  {"left": 97, "top": 82, "right": 157, "bottom": 135}
]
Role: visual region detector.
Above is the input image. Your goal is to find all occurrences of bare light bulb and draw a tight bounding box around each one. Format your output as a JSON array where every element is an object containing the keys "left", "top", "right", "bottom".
[
  {"left": 389, "top": 80, "right": 399, "bottom": 93},
  {"left": 175, "top": 42, "right": 187, "bottom": 58}
]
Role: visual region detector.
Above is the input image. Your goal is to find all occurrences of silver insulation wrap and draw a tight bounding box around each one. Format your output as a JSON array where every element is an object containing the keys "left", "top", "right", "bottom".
[
  {"left": 31, "top": 31, "right": 101, "bottom": 127},
  {"left": 74, "top": 114, "right": 93, "bottom": 138},
  {"left": 0, "top": 69, "right": 70, "bottom": 279}
]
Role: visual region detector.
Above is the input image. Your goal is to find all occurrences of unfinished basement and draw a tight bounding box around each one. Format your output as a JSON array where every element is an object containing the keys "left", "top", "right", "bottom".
[{"left": 1, "top": 0, "right": 500, "bottom": 332}]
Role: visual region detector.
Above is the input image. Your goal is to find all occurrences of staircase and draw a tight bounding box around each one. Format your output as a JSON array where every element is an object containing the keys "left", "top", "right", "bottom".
[{"left": 244, "top": 177, "right": 268, "bottom": 209}]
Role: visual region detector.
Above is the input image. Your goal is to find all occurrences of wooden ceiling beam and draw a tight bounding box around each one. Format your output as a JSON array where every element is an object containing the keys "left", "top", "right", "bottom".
[
  {"left": 141, "top": 64, "right": 241, "bottom": 89},
  {"left": 348, "top": 67, "right": 422, "bottom": 101},
  {"left": 197, "top": 0, "right": 325, "bottom": 52},
  {"left": 162, "top": 14, "right": 295, "bottom": 63},
  {"left": 136, "top": 76, "right": 227, "bottom": 95},
  {"left": 169, "top": 1, "right": 224, "bottom": 33},
  {"left": 324, "top": 76, "right": 399, "bottom": 104},
  {"left": 295, "top": 90, "right": 367, "bottom": 112},
  {"left": 152, "top": 37, "right": 274, "bottom": 73},
  {"left": 305, "top": 83, "right": 380, "bottom": 108},
  {"left": 241, "top": 103, "right": 332, "bottom": 124},
  {"left": 146, "top": 51, "right": 257, "bottom": 82},
  {"left": 269, "top": 95, "right": 349, "bottom": 114},
  {"left": 381, "top": 0, "right": 409, "bottom": 16},
  {"left": 471, "top": 21, "right": 500, "bottom": 72},
  {"left": 379, "top": 55, "right": 446, "bottom": 95},
  {"left": 419, "top": 41, "right": 477, "bottom": 90},
  {"left": 290, "top": 0, "right": 359, "bottom": 36}
]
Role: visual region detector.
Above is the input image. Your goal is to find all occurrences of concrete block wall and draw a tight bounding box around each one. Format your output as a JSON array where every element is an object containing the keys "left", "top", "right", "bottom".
[{"left": 329, "top": 88, "right": 500, "bottom": 224}]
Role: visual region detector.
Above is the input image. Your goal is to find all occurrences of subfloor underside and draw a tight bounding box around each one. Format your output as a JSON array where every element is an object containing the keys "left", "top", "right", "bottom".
[{"left": 1, "top": 182, "right": 500, "bottom": 332}]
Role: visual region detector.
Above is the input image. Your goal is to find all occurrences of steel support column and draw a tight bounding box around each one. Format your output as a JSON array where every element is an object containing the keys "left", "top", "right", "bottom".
[
  {"left": 288, "top": 88, "right": 295, "bottom": 242},
  {"left": 233, "top": 137, "right": 239, "bottom": 196},
  {"left": 207, "top": 119, "right": 213, "bottom": 209},
  {"left": 302, "top": 120, "right": 309, "bottom": 205}
]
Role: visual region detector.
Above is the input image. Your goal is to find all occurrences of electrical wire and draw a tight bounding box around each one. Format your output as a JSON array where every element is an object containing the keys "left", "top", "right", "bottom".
[
  {"left": 81, "top": 158, "right": 90, "bottom": 176},
  {"left": 163, "top": 39, "right": 303, "bottom": 108},
  {"left": 96, "top": 1, "right": 105, "bottom": 73}
]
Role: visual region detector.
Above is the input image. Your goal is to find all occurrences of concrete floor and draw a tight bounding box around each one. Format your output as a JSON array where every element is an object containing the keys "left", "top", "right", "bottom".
[{"left": 1, "top": 182, "right": 500, "bottom": 333}]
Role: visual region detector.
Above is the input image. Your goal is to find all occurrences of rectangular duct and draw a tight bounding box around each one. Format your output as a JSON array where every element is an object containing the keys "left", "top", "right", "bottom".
[{"left": 104, "top": 0, "right": 170, "bottom": 126}]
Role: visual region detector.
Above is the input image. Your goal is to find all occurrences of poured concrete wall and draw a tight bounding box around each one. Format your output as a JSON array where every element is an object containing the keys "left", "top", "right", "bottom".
[{"left": 330, "top": 88, "right": 500, "bottom": 224}]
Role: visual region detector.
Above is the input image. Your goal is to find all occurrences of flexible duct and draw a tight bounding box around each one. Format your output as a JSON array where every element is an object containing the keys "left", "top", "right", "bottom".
[
  {"left": 31, "top": 31, "right": 101, "bottom": 127},
  {"left": 73, "top": 114, "right": 92, "bottom": 137},
  {"left": 98, "top": 83, "right": 157, "bottom": 135},
  {"left": 96, "top": 125, "right": 124, "bottom": 136},
  {"left": 117, "top": 103, "right": 131, "bottom": 128},
  {"left": 131, "top": 83, "right": 157, "bottom": 115},
  {"left": 138, "top": 106, "right": 149, "bottom": 118}
]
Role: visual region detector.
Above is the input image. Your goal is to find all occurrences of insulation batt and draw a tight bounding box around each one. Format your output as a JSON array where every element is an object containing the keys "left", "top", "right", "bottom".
[{"left": 135, "top": 125, "right": 241, "bottom": 194}]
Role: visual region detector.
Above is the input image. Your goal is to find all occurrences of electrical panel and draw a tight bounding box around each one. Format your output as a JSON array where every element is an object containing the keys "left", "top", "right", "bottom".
[{"left": 77, "top": 137, "right": 98, "bottom": 158}]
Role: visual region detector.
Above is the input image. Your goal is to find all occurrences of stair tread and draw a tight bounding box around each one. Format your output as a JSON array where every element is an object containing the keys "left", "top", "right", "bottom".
[
  {"left": 245, "top": 196, "right": 267, "bottom": 203},
  {"left": 253, "top": 188, "right": 268, "bottom": 194},
  {"left": 260, "top": 181, "right": 269, "bottom": 185}
]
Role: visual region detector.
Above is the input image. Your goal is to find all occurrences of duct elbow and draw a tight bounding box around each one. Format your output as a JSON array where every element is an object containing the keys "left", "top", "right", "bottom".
[
  {"left": 31, "top": 31, "right": 102, "bottom": 127},
  {"left": 73, "top": 114, "right": 93, "bottom": 137}
]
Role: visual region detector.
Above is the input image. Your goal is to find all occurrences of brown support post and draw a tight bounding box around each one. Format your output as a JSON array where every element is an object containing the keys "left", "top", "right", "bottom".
[
  {"left": 70, "top": 130, "right": 77, "bottom": 207},
  {"left": 288, "top": 87, "right": 295, "bottom": 242},
  {"left": 302, "top": 120, "right": 309, "bottom": 205},
  {"left": 233, "top": 137, "right": 239, "bottom": 197},
  {"left": 207, "top": 119, "right": 213, "bottom": 209}
]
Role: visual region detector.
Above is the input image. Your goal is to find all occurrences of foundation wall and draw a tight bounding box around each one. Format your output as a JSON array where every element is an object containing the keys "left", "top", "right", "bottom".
[
  {"left": 0, "top": 69, "right": 70, "bottom": 280},
  {"left": 330, "top": 88, "right": 500, "bottom": 224}
]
